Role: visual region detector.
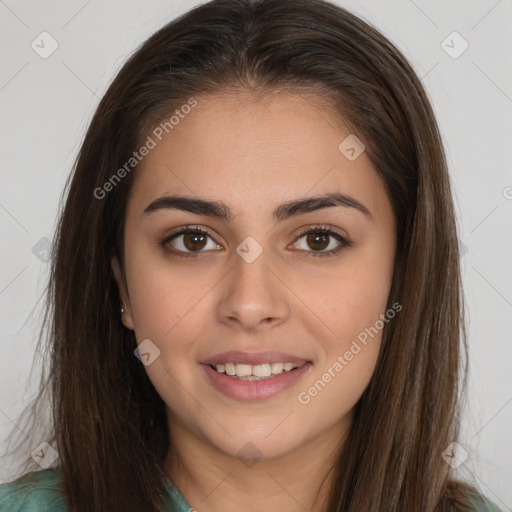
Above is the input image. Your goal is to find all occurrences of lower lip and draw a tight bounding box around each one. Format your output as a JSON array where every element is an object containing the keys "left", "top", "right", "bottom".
[{"left": 200, "top": 362, "right": 312, "bottom": 401}]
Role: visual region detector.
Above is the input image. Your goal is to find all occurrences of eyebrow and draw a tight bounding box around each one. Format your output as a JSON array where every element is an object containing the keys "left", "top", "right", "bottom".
[{"left": 143, "top": 192, "right": 374, "bottom": 223}]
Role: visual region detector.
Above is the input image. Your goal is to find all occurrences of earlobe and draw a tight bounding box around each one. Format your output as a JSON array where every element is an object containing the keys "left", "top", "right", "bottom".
[{"left": 111, "top": 256, "right": 135, "bottom": 330}]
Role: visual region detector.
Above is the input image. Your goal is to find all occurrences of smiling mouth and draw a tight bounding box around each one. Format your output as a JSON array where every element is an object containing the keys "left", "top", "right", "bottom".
[{"left": 207, "top": 361, "right": 305, "bottom": 380}]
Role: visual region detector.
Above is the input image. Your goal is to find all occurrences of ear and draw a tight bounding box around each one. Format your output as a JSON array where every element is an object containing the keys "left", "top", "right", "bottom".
[{"left": 111, "top": 256, "right": 135, "bottom": 330}]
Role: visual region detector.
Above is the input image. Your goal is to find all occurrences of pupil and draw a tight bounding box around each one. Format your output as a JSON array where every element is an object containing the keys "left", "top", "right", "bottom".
[
  {"left": 308, "top": 233, "right": 328, "bottom": 251},
  {"left": 184, "top": 233, "right": 206, "bottom": 251}
]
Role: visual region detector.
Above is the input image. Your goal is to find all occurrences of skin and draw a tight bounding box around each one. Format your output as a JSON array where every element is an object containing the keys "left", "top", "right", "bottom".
[{"left": 112, "top": 90, "right": 397, "bottom": 512}]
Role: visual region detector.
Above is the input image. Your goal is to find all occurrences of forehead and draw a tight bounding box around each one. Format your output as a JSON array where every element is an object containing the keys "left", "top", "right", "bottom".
[{"left": 127, "top": 91, "right": 388, "bottom": 222}]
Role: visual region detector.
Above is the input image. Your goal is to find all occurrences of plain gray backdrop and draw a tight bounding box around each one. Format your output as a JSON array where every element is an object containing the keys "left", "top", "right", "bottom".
[{"left": 0, "top": 0, "right": 511, "bottom": 509}]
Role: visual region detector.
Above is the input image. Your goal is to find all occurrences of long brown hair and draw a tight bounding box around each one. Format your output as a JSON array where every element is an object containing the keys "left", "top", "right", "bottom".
[{"left": 3, "top": 0, "right": 485, "bottom": 510}]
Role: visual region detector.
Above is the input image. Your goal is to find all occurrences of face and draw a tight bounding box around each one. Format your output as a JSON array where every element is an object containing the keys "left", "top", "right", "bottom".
[{"left": 112, "top": 91, "right": 396, "bottom": 466}]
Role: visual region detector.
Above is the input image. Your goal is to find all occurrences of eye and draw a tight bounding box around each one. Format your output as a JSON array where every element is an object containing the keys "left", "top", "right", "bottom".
[
  {"left": 291, "top": 224, "right": 352, "bottom": 258},
  {"left": 160, "top": 226, "right": 222, "bottom": 258}
]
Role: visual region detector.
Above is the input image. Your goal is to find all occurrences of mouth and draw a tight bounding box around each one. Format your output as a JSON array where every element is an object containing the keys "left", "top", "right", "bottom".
[
  {"left": 200, "top": 359, "right": 313, "bottom": 401},
  {"left": 206, "top": 361, "right": 306, "bottom": 381}
]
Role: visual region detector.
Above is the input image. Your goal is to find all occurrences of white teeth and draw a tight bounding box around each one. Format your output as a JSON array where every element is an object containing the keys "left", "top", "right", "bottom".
[
  {"left": 253, "top": 363, "right": 272, "bottom": 377},
  {"left": 224, "top": 363, "right": 236, "bottom": 376},
  {"left": 214, "top": 361, "right": 305, "bottom": 378},
  {"left": 235, "top": 364, "right": 252, "bottom": 377},
  {"left": 271, "top": 362, "right": 284, "bottom": 374}
]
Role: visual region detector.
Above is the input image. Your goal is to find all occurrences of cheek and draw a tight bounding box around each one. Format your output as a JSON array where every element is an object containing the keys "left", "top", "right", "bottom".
[
  {"left": 298, "top": 252, "right": 394, "bottom": 342},
  {"left": 125, "top": 255, "right": 208, "bottom": 410},
  {"left": 124, "top": 250, "right": 221, "bottom": 405},
  {"left": 125, "top": 243, "right": 213, "bottom": 340},
  {"left": 293, "top": 251, "right": 392, "bottom": 409},
  {"left": 294, "top": 274, "right": 385, "bottom": 425}
]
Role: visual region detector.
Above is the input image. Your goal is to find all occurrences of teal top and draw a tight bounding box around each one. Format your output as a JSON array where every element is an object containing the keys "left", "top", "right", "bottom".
[
  {"left": 0, "top": 468, "right": 503, "bottom": 511},
  {"left": 0, "top": 469, "right": 191, "bottom": 511}
]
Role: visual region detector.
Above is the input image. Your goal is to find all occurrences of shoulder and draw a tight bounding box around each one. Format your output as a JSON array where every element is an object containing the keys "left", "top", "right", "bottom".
[
  {"left": 0, "top": 468, "right": 68, "bottom": 511},
  {"left": 467, "top": 490, "right": 503, "bottom": 512}
]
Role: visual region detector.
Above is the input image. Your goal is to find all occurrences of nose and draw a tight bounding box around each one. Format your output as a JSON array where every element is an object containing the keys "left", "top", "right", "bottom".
[{"left": 216, "top": 243, "right": 290, "bottom": 331}]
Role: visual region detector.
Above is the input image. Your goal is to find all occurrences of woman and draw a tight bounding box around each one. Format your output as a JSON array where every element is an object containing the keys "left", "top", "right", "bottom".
[{"left": 0, "top": 0, "right": 503, "bottom": 510}]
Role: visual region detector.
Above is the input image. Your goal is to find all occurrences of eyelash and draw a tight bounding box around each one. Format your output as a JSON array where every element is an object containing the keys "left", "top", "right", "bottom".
[{"left": 159, "top": 224, "right": 352, "bottom": 260}]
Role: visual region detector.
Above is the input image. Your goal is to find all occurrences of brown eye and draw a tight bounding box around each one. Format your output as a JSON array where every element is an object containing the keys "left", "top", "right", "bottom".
[
  {"left": 305, "top": 232, "right": 330, "bottom": 251},
  {"left": 182, "top": 231, "right": 208, "bottom": 251},
  {"left": 292, "top": 225, "right": 351, "bottom": 258},
  {"left": 162, "top": 227, "right": 222, "bottom": 257}
]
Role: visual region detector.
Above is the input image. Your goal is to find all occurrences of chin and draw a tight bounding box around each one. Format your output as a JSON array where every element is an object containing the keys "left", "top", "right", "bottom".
[{"left": 206, "top": 426, "right": 300, "bottom": 463}]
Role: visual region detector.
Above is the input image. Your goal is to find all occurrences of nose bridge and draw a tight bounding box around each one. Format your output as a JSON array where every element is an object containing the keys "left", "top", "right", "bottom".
[{"left": 218, "top": 235, "right": 289, "bottom": 330}]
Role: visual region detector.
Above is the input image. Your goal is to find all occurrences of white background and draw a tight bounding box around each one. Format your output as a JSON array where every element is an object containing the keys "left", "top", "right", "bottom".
[{"left": 0, "top": 0, "right": 511, "bottom": 509}]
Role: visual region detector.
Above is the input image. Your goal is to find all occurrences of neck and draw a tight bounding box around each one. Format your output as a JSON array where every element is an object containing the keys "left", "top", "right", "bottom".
[{"left": 164, "top": 414, "right": 350, "bottom": 512}]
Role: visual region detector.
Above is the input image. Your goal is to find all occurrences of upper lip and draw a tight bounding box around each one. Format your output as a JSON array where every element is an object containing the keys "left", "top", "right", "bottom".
[{"left": 201, "top": 350, "right": 310, "bottom": 366}]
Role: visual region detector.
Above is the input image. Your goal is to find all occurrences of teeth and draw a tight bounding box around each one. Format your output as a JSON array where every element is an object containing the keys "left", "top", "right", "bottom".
[
  {"left": 271, "top": 363, "right": 284, "bottom": 374},
  {"left": 253, "top": 363, "right": 272, "bottom": 377},
  {"left": 235, "top": 364, "right": 252, "bottom": 377},
  {"left": 225, "top": 363, "right": 236, "bottom": 376},
  {"left": 214, "top": 361, "right": 305, "bottom": 377}
]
